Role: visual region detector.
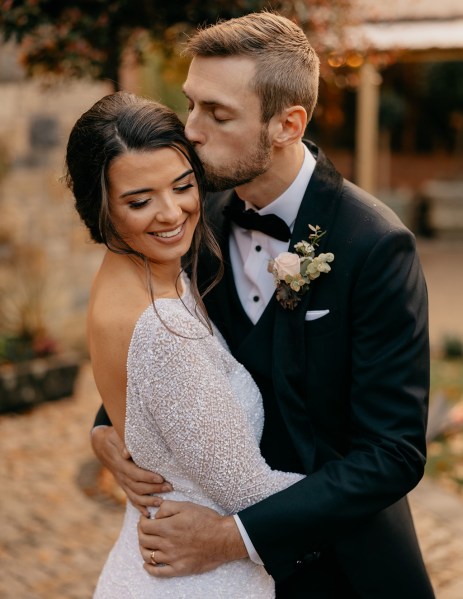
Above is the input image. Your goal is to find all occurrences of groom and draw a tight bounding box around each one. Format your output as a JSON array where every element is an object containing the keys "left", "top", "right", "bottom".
[{"left": 92, "top": 12, "right": 435, "bottom": 598}]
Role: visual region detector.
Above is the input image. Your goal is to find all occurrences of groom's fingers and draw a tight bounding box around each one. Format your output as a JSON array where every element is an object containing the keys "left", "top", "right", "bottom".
[
  {"left": 138, "top": 515, "right": 177, "bottom": 569},
  {"left": 139, "top": 543, "right": 165, "bottom": 565},
  {"left": 138, "top": 514, "right": 163, "bottom": 553},
  {"left": 154, "top": 499, "right": 189, "bottom": 518},
  {"left": 138, "top": 504, "right": 247, "bottom": 578},
  {"left": 143, "top": 562, "right": 176, "bottom": 577},
  {"left": 116, "top": 469, "right": 168, "bottom": 515},
  {"left": 121, "top": 469, "right": 171, "bottom": 498},
  {"left": 137, "top": 505, "right": 186, "bottom": 551},
  {"left": 92, "top": 426, "right": 173, "bottom": 515},
  {"left": 124, "top": 488, "right": 164, "bottom": 514}
]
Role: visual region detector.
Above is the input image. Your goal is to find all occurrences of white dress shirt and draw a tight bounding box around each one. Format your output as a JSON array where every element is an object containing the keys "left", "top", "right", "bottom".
[
  {"left": 231, "top": 144, "right": 316, "bottom": 563},
  {"left": 229, "top": 145, "right": 316, "bottom": 324}
]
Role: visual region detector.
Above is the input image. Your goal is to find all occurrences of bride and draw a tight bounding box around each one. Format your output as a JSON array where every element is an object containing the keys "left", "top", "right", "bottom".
[{"left": 65, "top": 91, "right": 304, "bottom": 598}]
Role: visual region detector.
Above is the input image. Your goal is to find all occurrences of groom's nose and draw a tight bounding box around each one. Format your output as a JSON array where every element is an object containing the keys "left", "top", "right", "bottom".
[{"left": 185, "top": 110, "right": 205, "bottom": 146}]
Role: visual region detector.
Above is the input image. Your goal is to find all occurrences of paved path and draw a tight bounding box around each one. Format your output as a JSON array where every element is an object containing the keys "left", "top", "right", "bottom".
[
  {"left": 0, "top": 365, "right": 123, "bottom": 599},
  {"left": 1, "top": 362, "right": 463, "bottom": 598},
  {"left": 411, "top": 480, "right": 463, "bottom": 599},
  {"left": 1, "top": 238, "right": 463, "bottom": 598}
]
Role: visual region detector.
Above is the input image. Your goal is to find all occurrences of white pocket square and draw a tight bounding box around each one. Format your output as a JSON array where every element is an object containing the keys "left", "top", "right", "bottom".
[{"left": 305, "top": 309, "right": 330, "bottom": 321}]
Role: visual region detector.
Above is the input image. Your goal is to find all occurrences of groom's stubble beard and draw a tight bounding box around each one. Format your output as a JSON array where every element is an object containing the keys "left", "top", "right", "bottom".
[{"left": 200, "top": 125, "right": 272, "bottom": 193}]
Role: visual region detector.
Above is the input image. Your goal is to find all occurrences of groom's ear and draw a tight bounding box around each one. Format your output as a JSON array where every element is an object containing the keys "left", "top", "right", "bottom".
[{"left": 269, "top": 106, "right": 307, "bottom": 148}]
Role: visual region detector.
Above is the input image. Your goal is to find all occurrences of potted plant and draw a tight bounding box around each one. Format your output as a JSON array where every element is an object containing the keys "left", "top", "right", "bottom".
[{"left": 0, "top": 244, "right": 81, "bottom": 413}]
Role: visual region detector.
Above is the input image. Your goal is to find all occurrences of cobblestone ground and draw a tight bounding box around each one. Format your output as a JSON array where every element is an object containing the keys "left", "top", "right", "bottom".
[
  {"left": 0, "top": 365, "right": 123, "bottom": 599},
  {"left": 411, "top": 481, "right": 463, "bottom": 599},
  {"left": 1, "top": 363, "right": 463, "bottom": 599}
]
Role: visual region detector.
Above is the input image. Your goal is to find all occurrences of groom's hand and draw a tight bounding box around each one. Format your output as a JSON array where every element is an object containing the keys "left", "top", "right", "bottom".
[
  {"left": 138, "top": 500, "right": 248, "bottom": 577},
  {"left": 91, "top": 426, "right": 172, "bottom": 515}
]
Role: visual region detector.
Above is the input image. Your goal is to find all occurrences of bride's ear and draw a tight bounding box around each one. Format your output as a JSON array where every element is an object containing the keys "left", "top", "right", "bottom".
[{"left": 268, "top": 106, "right": 307, "bottom": 148}]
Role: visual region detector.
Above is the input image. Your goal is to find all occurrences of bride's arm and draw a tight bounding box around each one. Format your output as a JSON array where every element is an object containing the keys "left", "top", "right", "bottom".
[
  {"left": 134, "top": 323, "right": 304, "bottom": 578},
  {"left": 138, "top": 328, "right": 303, "bottom": 514}
]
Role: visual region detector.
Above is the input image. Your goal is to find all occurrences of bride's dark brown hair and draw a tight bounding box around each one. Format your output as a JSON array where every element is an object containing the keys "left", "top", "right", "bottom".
[{"left": 65, "top": 91, "right": 222, "bottom": 331}]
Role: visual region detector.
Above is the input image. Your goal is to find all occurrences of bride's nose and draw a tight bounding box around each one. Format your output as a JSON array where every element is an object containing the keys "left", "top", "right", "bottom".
[{"left": 154, "top": 193, "right": 183, "bottom": 223}]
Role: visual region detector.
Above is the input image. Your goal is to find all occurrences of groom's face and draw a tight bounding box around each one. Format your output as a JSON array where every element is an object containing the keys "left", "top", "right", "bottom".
[{"left": 183, "top": 55, "right": 272, "bottom": 192}]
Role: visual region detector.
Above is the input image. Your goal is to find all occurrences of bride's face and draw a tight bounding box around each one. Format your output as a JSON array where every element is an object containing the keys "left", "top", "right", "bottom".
[{"left": 108, "top": 147, "right": 200, "bottom": 267}]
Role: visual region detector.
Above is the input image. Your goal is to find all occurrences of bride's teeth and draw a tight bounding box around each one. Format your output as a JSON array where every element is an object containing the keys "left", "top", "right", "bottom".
[{"left": 154, "top": 225, "right": 182, "bottom": 238}]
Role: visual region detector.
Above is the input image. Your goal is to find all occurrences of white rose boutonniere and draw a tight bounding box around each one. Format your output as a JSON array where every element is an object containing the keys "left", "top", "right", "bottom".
[
  {"left": 273, "top": 252, "right": 301, "bottom": 279},
  {"left": 268, "top": 225, "right": 334, "bottom": 310}
]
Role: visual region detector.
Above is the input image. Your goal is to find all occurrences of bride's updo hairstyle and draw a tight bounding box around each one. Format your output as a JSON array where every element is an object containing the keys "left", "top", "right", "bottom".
[{"left": 65, "top": 91, "right": 222, "bottom": 323}]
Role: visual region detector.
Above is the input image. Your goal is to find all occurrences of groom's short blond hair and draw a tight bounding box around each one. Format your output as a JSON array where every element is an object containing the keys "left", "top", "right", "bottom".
[{"left": 186, "top": 11, "right": 320, "bottom": 124}]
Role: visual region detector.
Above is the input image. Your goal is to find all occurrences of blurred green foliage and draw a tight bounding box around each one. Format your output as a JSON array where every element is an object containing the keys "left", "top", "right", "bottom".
[
  {"left": 0, "top": 0, "right": 282, "bottom": 86},
  {"left": 0, "top": 0, "right": 353, "bottom": 88}
]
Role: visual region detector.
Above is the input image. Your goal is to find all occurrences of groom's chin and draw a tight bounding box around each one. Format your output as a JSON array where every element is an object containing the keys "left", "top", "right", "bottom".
[
  {"left": 204, "top": 178, "right": 234, "bottom": 193},
  {"left": 204, "top": 174, "right": 255, "bottom": 194}
]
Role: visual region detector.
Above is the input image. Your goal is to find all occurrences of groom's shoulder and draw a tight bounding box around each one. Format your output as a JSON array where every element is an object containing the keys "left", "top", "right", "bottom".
[{"left": 340, "top": 179, "right": 411, "bottom": 235}]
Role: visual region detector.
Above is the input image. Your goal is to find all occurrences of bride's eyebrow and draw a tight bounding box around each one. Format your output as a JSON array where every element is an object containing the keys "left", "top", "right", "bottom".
[
  {"left": 173, "top": 169, "right": 194, "bottom": 183},
  {"left": 120, "top": 187, "right": 153, "bottom": 199}
]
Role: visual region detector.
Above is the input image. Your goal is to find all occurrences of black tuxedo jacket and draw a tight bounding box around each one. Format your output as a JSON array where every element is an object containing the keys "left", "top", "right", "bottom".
[{"left": 197, "top": 141, "right": 434, "bottom": 598}]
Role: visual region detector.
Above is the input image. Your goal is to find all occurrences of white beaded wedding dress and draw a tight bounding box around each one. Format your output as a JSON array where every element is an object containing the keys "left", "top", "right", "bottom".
[{"left": 93, "top": 280, "right": 303, "bottom": 598}]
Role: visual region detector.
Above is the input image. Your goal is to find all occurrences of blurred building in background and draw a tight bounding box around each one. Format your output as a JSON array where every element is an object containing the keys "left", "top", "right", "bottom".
[
  {"left": 0, "top": 42, "right": 109, "bottom": 357},
  {"left": 0, "top": 0, "right": 462, "bottom": 358},
  {"left": 313, "top": 0, "right": 463, "bottom": 234}
]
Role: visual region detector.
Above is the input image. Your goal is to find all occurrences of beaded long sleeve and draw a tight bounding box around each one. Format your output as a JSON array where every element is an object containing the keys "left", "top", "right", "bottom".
[
  {"left": 125, "top": 296, "right": 304, "bottom": 516},
  {"left": 94, "top": 289, "right": 299, "bottom": 598}
]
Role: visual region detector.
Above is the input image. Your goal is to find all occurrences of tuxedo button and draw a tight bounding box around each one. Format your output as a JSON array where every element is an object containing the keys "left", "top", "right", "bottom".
[
  {"left": 253, "top": 295, "right": 259, "bottom": 302},
  {"left": 255, "top": 245, "right": 262, "bottom": 252}
]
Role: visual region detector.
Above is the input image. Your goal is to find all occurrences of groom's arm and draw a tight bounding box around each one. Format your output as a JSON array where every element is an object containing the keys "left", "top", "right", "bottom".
[{"left": 91, "top": 406, "right": 172, "bottom": 515}]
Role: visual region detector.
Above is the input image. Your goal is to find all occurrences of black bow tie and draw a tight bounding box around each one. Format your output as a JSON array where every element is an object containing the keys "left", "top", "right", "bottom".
[{"left": 223, "top": 198, "right": 291, "bottom": 242}]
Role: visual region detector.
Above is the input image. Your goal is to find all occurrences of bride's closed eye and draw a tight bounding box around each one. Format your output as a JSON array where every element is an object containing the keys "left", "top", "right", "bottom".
[
  {"left": 174, "top": 182, "right": 195, "bottom": 193},
  {"left": 129, "top": 199, "right": 150, "bottom": 209}
]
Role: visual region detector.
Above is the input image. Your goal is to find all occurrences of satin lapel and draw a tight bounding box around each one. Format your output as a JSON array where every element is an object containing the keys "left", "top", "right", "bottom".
[
  {"left": 290, "top": 141, "right": 343, "bottom": 252},
  {"left": 272, "top": 141, "right": 344, "bottom": 469}
]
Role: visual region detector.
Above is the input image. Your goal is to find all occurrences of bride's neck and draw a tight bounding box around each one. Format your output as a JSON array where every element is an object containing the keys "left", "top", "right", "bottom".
[
  {"left": 106, "top": 252, "right": 183, "bottom": 299},
  {"left": 134, "top": 256, "right": 183, "bottom": 299}
]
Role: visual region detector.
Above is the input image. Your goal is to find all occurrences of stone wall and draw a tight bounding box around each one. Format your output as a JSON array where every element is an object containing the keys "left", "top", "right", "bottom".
[{"left": 0, "top": 64, "right": 111, "bottom": 353}]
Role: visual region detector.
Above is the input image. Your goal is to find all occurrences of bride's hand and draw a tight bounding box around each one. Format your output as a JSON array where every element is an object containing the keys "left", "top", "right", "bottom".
[
  {"left": 91, "top": 426, "right": 172, "bottom": 515},
  {"left": 138, "top": 500, "right": 247, "bottom": 577}
]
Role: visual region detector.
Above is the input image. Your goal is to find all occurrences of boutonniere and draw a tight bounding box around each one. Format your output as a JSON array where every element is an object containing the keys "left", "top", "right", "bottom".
[{"left": 268, "top": 225, "right": 334, "bottom": 310}]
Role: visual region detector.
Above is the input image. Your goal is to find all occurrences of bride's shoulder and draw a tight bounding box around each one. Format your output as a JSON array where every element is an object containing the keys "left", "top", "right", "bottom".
[{"left": 88, "top": 265, "right": 149, "bottom": 348}]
